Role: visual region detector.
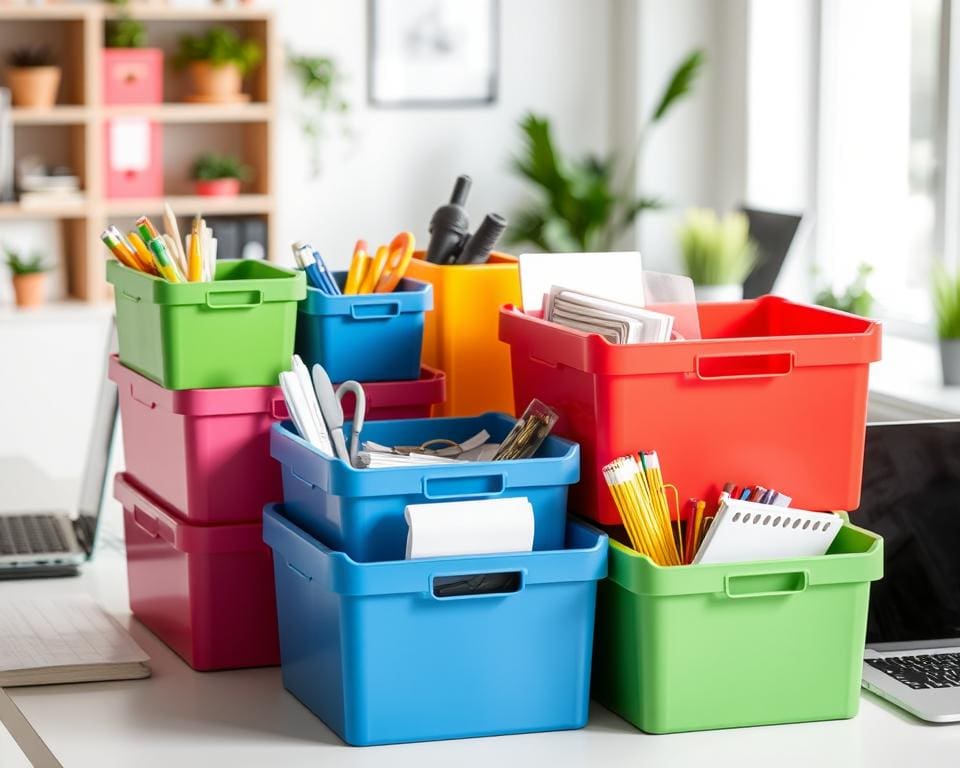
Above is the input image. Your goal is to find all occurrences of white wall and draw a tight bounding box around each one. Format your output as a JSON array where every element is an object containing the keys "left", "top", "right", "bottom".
[{"left": 272, "top": 0, "right": 613, "bottom": 269}]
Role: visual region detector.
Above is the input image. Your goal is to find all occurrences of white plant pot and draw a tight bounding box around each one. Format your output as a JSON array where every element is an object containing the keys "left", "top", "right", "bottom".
[
  {"left": 693, "top": 284, "right": 743, "bottom": 303},
  {"left": 940, "top": 339, "right": 960, "bottom": 386}
]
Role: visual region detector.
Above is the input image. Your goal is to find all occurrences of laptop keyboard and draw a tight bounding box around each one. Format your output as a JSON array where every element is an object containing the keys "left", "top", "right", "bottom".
[
  {"left": 0, "top": 515, "right": 70, "bottom": 556},
  {"left": 867, "top": 653, "right": 960, "bottom": 689}
]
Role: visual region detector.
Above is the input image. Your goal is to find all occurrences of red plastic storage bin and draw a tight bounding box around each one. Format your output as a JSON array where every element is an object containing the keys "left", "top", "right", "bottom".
[
  {"left": 114, "top": 473, "right": 279, "bottom": 671},
  {"left": 104, "top": 119, "right": 163, "bottom": 199},
  {"left": 500, "top": 296, "right": 882, "bottom": 525},
  {"left": 110, "top": 357, "right": 445, "bottom": 525},
  {"left": 103, "top": 49, "right": 163, "bottom": 105}
]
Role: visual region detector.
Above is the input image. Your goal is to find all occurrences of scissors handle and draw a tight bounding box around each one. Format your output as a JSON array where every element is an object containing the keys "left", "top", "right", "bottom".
[
  {"left": 374, "top": 231, "right": 415, "bottom": 293},
  {"left": 336, "top": 381, "right": 366, "bottom": 465}
]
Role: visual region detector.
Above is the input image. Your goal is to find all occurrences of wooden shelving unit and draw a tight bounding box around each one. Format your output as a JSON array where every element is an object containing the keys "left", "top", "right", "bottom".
[{"left": 0, "top": 3, "right": 279, "bottom": 302}]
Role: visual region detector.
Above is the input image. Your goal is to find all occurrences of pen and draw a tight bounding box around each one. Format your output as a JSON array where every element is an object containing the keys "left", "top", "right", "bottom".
[
  {"left": 148, "top": 236, "right": 182, "bottom": 283},
  {"left": 311, "top": 250, "right": 341, "bottom": 295},
  {"left": 292, "top": 241, "right": 326, "bottom": 291}
]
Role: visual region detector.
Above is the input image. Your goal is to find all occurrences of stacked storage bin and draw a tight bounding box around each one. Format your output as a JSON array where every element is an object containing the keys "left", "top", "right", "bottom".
[
  {"left": 499, "top": 295, "right": 885, "bottom": 733},
  {"left": 266, "top": 410, "right": 609, "bottom": 745},
  {"left": 108, "top": 260, "right": 448, "bottom": 672}
]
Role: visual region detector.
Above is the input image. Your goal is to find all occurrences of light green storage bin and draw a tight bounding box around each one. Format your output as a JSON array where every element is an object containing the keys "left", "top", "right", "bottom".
[
  {"left": 592, "top": 522, "right": 883, "bottom": 734},
  {"left": 108, "top": 259, "right": 306, "bottom": 390}
]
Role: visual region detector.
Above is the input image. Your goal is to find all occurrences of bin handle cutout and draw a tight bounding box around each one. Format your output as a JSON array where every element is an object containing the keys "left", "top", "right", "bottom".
[
  {"left": 431, "top": 571, "right": 524, "bottom": 600},
  {"left": 129, "top": 383, "right": 157, "bottom": 410},
  {"left": 270, "top": 397, "right": 289, "bottom": 421},
  {"left": 423, "top": 473, "right": 506, "bottom": 499},
  {"left": 723, "top": 570, "right": 809, "bottom": 599},
  {"left": 695, "top": 351, "right": 794, "bottom": 381},
  {"left": 131, "top": 505, "right": 159, "bottom": 538},
  {"left": 350, "top": 301, "right": 402, "bottom": 320},
  {"left": 205, "top": 289, "right": 263, "bottom": 309}
]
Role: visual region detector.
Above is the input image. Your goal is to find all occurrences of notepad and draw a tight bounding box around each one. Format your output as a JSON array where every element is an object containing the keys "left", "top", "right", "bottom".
[
  {"left": 0, "top": 597, "right": 150, "bottom": 687},
  {"left": 692, "top": 499, "right": 842, "bottom": 565},
  {"left": 546, "top": 286, "right": 674, "bottom": 343}
]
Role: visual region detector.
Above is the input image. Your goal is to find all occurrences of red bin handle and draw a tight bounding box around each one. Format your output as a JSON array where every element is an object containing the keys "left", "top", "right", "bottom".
[{"left": 695, "top": 351, "right": 794, "bottom": 381}]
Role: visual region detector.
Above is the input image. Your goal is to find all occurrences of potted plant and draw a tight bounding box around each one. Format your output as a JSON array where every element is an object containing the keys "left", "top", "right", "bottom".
[
  {"left": 174, "top": 26, "right": 263, "bottom": 104},
  {"left": 191, "top": 152, "right": 251, "bottom": 197},
  {"left": 103, "top": 0, "right": 164, "bottom": 105},
  {"left": 814, "top": 263, "right": 874, "bottom": 317},
  {"left": 4, "top": 45, "right": 61, "bottom": 109},
  {"left": 678, "top": 208, "right": 757, "bottom": 302},
  {"left": 4, "top": 246, "right": 50, "bottom": 308},
  {"left": 934, "top": 266, "right": 960, "bottom": 386}
]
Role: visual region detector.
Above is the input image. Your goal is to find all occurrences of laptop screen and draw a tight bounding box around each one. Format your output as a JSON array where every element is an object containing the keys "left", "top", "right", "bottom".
[{"left": 855, "top": 421, "right": 960, "bottom": 644}]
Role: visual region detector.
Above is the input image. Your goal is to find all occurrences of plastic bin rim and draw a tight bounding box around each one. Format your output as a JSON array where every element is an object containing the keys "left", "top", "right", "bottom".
[
  {"left": 271, "top": 414, "right": 580, "bottom": 475},
  {"left": 411, "top": 250, "right": 518, "bottom": 270},
  {"left": 500, "top": 298, "right": 881, "bottom": 347},
  {"left": 605, "top": 522, "right": 882, "bottom": 593},
  {"left": 263, "top": 503, "right": 607, "bottom": 588},
  {"left": 298, "top": 275, "right": 433, "bottom": 316}
]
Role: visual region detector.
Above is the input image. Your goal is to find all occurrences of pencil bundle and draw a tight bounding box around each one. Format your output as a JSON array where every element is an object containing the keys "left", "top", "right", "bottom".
[
  {"left": 602, "top": 452, "right": 682, "bottom": 566},
  {"left": 100, "top": 202, "right": 217, "bottom": 284}
]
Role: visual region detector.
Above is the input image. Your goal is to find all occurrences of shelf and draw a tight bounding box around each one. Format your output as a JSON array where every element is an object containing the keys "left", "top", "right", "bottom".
[
  {"left": 0, "top": 200, "right": 89, "bottom": 220},
  {"left": 104, "top": 195, "right": 272, "bottom": 217},
  {"left": 11, "top": 106, "right": 89, "bottom": 126},
  {"left": 0, "top": 6, "right": 89, "bottom": 21},
  {"left": 102, "top": 103, "right": 273, "bottom": 123},
  {"left": 104, "top": 6, "right": 273, "bottom": 21}
]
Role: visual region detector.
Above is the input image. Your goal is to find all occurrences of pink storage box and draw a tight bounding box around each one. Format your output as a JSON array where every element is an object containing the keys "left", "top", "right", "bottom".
[
  {"left": 104, "top": 120, "right": 163, "bottom": 199},
  {"left": 110, "top": 357, "right": 446, "bottom": 525},
  {"left": 110, "top": 355, "right": 285, "bottom": 525},
  {"left": 115, "top": 472, "right": 279, "bottom": 671},
  {"left": 103, "top": 48, "right": 163, "bottom": 104}
]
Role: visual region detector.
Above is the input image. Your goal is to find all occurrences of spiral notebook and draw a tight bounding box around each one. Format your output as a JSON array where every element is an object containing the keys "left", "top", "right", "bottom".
[{"left": 692, "top": 499, "right": 842, "bottom": 565}]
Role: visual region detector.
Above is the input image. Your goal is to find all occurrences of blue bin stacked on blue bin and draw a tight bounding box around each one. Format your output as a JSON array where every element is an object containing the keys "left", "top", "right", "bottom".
[{"left": 265, "top": 411, "right": 609, "bottom": 746}]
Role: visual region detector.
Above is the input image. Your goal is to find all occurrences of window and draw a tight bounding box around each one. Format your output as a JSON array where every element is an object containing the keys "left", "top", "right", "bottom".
[{"left": 816, "top": 0, "right": 943, "bottom": 330}]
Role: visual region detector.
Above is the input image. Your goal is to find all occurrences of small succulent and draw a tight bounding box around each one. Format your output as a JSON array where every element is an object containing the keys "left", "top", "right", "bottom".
[
  {"left": 7, "top": 45, "right": 57, "bottom": 68},
  {"left": 191, "top": 152, "right": 252, "bottom": 182},
  {"left": 4, "top": 246, "right": 49, "bottom": 275}
]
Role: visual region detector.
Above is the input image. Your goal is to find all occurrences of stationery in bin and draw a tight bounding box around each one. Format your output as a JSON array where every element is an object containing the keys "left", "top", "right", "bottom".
[{"left": 546, "top": 286, "right": 674, "bottom": 343}]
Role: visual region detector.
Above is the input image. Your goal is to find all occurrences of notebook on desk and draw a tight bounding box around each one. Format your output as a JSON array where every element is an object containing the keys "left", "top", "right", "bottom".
[{"left": 0, "top": 597, "right": 150, "bottom": 687}]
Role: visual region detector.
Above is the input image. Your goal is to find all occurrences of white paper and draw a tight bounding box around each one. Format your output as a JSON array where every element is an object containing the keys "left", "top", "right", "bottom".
[
  {"left": 518, "top": 251, "right": 645, "bottom": 312},
  {"left": 0, "top": 597, "right": 148, "bottom": 674},
  {"left": 405, "top": 497, "right": 534, "bottom": 559},
  {"left": 109, "top": 118, "right": 150, "bottom": 172}
]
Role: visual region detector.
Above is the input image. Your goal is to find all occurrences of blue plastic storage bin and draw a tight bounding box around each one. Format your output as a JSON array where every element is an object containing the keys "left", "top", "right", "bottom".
[
  {"left": 270, "top": 412, "right": 580, "bottom": 562},
  {"left": 294, "top": 272, "right": 432, "bottom": 383},
  {"left": 263, "top": 504, "right": 608, "bottom": 746}
]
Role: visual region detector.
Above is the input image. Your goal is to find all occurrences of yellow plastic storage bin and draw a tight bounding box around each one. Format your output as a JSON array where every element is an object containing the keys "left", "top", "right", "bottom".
[{"left": 405, "top": 251, "right": 520, "bottom": 417}]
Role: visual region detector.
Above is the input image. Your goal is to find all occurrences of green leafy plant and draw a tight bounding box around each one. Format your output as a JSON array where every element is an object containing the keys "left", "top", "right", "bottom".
[
  {"left": 815, "top": 263, "right": 875, "bottom": 317},
  {"left": 678, "top": 208, "right": 758, "bottom": 286},
  {"left": 287, "top": 51, "right": 351, "bottom": 178},
  {"left": 190, "top": 152, "right": 252, "bottom": 182},
  {"left": 934, "top": 265, "right": 960, "bottom": 339},
  {"left": 105, "top": 0, "right": 146, "bottom": 48},
  {"left": 174, "top": 27, "right": 262, "bottom": 74},
  {"left": 7, "top": 45, "right": 56, "bottom": 68},
  {"left": 4, "top": 246, "right": 49, "bottom": 275},
  {"left": 508, "top": 49, "right": 705, "bottom": 252}
]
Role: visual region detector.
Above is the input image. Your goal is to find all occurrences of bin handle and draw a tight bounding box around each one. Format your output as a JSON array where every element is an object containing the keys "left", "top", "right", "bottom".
[
  {"left": 723, "top": 570, "right": 809, "bottom": 599},
  {"left": 695, "top": 351, "right": 794, "bottom": 381},
  {"left": 289, "top": 468, "right": 317, "bottom": 489},
  {"left": 350, "top": 302, "right": 401, "bottom": 320},
  {"left": 130, "top": 503, "right": 176, "bottom": 545},
  {"left": 129, "top": 383, "right": 157, "bottom": 410},
  {"left": 270, "top": 396, "right": 289, "bottom": 421},
  {"left": 430, "top": 570, "right": 525, "bottom": 600},
  {"left": 205, "top": 289, "right": 263, "bottom": 309},
  {"left": 422, "top": 473, "right": 507, "bottom": 500},
  {"left": 119, "top": 290, "right": 141, "bottom": 304}
]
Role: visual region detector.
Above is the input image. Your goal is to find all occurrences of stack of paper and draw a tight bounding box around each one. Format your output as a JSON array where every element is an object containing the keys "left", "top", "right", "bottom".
[{"left": 546, "top": 287, "right": 674, "bottom": 343}]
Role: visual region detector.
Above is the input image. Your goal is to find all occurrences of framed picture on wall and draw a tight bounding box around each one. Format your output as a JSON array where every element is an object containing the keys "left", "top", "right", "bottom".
[{"left": 368, "top": 0, "right": 499, "bottom": 107}]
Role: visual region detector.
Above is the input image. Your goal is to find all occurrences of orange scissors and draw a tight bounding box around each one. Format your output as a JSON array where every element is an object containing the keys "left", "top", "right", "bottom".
[{"left": 373, "top": 231, "right": 415, "bottom": 293}]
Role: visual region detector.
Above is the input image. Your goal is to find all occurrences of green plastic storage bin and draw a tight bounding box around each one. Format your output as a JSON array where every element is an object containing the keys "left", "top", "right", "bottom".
[
  {"left": 592, "top": 522, "right": 883, "bottom": 734},
  {"left": 108, "top": 259, "right": 306, "bottom": 390}
]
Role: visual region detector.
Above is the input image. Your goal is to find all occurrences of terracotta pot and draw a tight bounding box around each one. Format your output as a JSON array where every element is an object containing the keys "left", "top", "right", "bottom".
[
  {"left": 11, "top": 272, "right": 46, "bottom": 308},
  {"left": 186, "top": 61, "right": 243, "bottom": 102},
  {"left": 195, "top": 178, "right": 241, "bottom": 197},
  {"left": 6, "top": 66, "right": 61, "bottom": 108}
]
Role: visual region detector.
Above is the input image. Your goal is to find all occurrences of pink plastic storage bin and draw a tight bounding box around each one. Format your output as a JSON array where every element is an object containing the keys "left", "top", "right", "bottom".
[
  {"left": 110, "top": 357, "right": 446, "bottom": 525},
  {"left": 110, "top": 355, "right": 285, "bottom": 525},
  {"left": 115, "top": 473, "right": 279, "bottom": 671},
  {"left": 104, "top": 120, "right": 162, "bottom": 199},
  {"left": 103, "top": 49, "right": 163, "bottom": 104}
]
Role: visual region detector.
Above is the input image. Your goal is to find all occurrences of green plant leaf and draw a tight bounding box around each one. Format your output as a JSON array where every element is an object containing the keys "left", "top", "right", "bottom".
[{"left": 649, "top": 49, "right": 705, "bottom": 123}]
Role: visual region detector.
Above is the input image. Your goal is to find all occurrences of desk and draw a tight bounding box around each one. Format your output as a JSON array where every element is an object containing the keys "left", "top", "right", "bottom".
[{"left": 2, "top": 544, "right": 959, "bottom": 768}]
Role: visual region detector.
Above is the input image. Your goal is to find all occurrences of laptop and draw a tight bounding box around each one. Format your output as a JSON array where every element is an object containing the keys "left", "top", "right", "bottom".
[
  {"left": 740, "top": 207, "right": 805, "bottom": 299},
  {"left": 857, "top": 420, "right": 960, "bottom": 721},
  {"left": 0, "top": 324, "right": 117, "bottom": 579}
]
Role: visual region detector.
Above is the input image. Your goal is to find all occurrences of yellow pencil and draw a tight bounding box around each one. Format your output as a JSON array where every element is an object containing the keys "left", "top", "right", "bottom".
[{"left": 188, "top": 216, "right": 203, "bottom": 282}]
